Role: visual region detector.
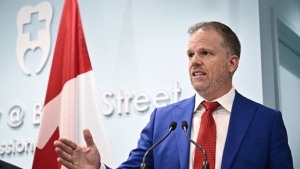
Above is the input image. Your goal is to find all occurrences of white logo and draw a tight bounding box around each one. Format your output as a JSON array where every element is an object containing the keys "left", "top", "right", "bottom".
[
  {"left": 16, "top": 1, "right": 53, "bottom": 75},
  {"left": 7, "top": 104, "right": 25, "bottom": 128}
]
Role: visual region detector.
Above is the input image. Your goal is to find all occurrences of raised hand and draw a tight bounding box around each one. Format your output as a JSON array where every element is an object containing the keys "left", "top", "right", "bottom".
[{"left": 54, "top": 129, "right": 101, "bottom": 169}]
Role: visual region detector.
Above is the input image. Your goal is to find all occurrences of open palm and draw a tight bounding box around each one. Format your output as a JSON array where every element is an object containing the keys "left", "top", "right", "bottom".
[{"left": 55, "top": 129, "right": 101, "bottom": 169}]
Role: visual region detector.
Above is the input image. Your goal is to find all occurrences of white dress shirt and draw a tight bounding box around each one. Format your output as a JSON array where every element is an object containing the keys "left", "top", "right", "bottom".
[{"left": 189, "top": 86, "right": 235, "bottom": 169}]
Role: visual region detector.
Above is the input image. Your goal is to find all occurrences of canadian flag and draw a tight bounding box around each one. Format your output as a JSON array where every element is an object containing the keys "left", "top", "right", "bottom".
[{"left": 32, "top": 0, "right": 115, "bottom": 168}]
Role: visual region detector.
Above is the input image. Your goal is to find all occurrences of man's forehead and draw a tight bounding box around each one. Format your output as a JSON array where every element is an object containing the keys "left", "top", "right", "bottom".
[{"left": 189, "top": 30, "right": 221, "bottom": 44}]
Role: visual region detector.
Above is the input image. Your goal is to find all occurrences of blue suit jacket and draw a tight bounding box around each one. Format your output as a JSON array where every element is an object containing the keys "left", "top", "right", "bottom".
[{"left": 112, "top": 91, "right": 293, "bottom": 169}]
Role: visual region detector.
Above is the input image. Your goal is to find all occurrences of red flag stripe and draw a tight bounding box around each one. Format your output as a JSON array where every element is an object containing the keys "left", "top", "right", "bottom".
[
  {"left": 44, "top": 0, "right": 91, "bottom": 106},
  {"left": 33, "top": 0, "right": 93, "bottom": 168},
  {"left": 32, "top": 128, "right": 60, "bottom": 168}
]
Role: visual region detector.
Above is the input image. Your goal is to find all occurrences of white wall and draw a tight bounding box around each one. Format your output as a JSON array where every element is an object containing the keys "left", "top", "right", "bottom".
[
  {"left": 279, "top": 40, "right": 300, "bottom": 168},
  {"left": 0, "top": 0, "right": 262, "bottom": 168},
  {"left": 259, "top": 0, "right": 300, "bottom": 167}
]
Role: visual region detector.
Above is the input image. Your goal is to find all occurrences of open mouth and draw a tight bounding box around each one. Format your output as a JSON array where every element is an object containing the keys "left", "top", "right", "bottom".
[{"left": 193, "top": 71, "right": 206, "bottom": 76}]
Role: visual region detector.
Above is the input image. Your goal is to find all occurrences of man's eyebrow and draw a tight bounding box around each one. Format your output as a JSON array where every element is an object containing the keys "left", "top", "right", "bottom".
[{"left": 196, "top": 47, "right": 214, "bottom": 52}]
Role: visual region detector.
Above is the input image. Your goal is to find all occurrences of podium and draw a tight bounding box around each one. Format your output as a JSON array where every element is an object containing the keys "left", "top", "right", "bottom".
[{"left": 0, "top": 160, "right": 22, "bottom": 169}]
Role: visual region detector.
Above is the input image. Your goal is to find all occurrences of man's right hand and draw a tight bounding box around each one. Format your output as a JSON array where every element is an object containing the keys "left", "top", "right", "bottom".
[{"left": 54, "top": 129, "right": 101, "bottom": 169}]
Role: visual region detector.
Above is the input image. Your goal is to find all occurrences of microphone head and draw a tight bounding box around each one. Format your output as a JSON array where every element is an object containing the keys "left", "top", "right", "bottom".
[
  {"left": 181, "top": 121, "right": 188, "bottom": 130},
  {"left": 169, "top": 121, "right": 177, "bottom": 131}
]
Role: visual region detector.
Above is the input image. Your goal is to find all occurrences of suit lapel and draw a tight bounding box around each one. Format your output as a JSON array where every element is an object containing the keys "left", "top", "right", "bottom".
[
  {"left": 221, "top": 91, "right": 258, "bottom": 169},
  {"left": 172, "top": 96, "right": 195, "bottom": 169}
]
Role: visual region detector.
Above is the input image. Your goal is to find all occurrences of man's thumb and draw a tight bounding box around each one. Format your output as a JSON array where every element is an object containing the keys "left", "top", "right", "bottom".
[{"left": 83, "top": 129, "right": 95, "bottom": 147}]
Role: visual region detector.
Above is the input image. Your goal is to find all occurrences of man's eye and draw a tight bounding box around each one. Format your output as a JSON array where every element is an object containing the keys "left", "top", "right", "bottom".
[
  {"left": 202, "top": 51, "right": 210, "bottom": 55},
  {"left": 188, "top": 53, "right": 194, "bottom": 59}
]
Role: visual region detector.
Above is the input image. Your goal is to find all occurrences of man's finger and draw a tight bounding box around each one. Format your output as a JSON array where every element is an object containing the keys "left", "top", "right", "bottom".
[
  {"left": 57, "top": 157, "right": 76, "bottom": 169},
  {"left": 55, "top": 146, "right": 73, "bottom": 163},
  {"left": 83, "top": 129, "right": 96, "bottom": 147},
  {"left": 58, "top": 137, "right": 78, "bottom": 150},
  {"left": 54, "top": 140, "right": 74, "bottom": 155}
]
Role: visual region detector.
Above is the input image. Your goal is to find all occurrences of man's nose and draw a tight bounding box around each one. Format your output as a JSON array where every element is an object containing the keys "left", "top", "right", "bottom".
[{"left": 190, "top": 54, "right": 203, "bottom": 66}]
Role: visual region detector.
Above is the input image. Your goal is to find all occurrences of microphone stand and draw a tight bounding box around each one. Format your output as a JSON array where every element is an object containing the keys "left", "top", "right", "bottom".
[
  {"left": 140, "top": 122, "right": 177, "bottom": 169},
  {"left": 182, "top": 121, "right": 209, "bottom": 169}
]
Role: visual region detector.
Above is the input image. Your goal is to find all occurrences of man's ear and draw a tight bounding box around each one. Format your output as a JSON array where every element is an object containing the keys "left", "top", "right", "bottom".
[{"left": 228, "top": 55, "right": 239, "bottom": 73}]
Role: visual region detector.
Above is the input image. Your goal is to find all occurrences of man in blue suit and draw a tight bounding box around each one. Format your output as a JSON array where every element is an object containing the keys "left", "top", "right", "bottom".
[{"left": 54, "top": 21, "right": 293, "bottom": 169}]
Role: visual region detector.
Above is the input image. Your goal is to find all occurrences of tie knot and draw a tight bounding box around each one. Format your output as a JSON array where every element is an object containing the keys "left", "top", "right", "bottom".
[{"left": 201, "top": 101, "right": 220, "bottom": 111}]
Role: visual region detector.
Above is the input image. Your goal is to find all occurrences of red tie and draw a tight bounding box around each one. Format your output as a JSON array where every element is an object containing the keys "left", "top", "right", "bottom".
[{"left": 194, "top": 101, "right": 220, "bottom": 169}]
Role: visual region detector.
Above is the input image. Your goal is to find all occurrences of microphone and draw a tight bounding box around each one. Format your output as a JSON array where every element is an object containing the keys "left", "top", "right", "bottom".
[
  {"left": 181, "top": 120, "right": 208, "bottom": 169},
  {"left": 140, "top": 121, "right": 177, "bottom": 169}
]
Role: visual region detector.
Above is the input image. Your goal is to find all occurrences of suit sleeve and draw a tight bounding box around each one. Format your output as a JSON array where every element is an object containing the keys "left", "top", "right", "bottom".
[{"left": 268, "top": 111, "right": 293, "bottom": 169}]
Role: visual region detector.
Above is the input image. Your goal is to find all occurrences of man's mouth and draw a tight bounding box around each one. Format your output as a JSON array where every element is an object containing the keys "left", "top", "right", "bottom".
[{"left": 193, "top": 71, "right": 206, "bottom": 76}]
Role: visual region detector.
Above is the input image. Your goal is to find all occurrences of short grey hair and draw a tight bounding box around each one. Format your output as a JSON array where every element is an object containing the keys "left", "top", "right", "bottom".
[{"left": 188, "top": 21, "right": 241, "bottom": 58}]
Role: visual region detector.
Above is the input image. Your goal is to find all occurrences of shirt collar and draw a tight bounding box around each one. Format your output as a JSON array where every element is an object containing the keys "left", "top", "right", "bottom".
[{"left": 194, "top": 86, "right": 236, "bottom": 112}]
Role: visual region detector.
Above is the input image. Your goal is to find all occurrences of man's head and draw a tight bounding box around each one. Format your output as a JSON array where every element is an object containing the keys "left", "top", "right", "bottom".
[
  {"left": 188, "top": 21, "right": 241, "bottom": 59},
  {"left": 187, "top": 21, "right": 240, "bottom": 100}
]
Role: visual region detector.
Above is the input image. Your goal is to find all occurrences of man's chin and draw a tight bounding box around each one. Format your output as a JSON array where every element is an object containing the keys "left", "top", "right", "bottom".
[{"left": 193, "top": 86, "right": 208, "bottom": 93}]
